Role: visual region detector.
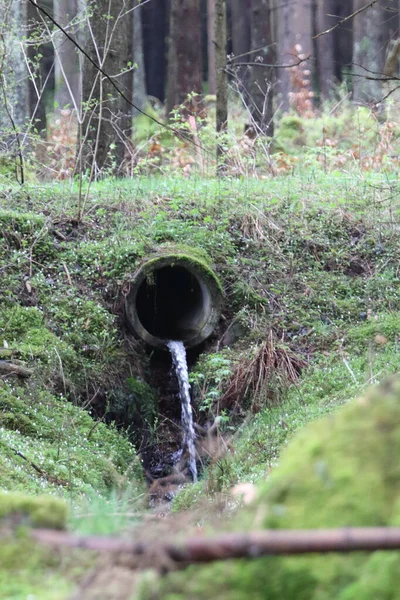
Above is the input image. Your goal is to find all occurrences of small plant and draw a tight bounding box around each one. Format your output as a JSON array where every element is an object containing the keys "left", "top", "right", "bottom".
[
  {"left": 220, "top": 332, "right": 307, "bottom": 413},
  {"left": 190, "top": 350, "right": 234, "bottom": 413}
]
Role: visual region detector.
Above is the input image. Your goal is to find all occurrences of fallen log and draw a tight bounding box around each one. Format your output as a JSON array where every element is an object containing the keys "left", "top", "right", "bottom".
[
  {"left": 28, "top": 527, "right": 400, "bottom": 571},
  {"left": 0, "top": 361, "right": 33, "bottom": 378}
]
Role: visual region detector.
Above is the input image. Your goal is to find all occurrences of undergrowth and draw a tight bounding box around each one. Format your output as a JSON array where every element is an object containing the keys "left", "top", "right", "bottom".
[{"left": 0, "top": 162, "right": 400, "bottom": 596}]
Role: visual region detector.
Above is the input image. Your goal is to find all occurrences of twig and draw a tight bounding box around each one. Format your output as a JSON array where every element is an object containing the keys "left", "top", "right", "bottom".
[
  {"left": 63, "top": 262, "right": 73, "bottom": 286},
  {"left": 313, "top": 0, "right": 379, "bottom": 40},
  {"left": 9, "top": 447, "right": 70, "bottom": 487},
  {"left": 230, "top": 55, "right": 311, "bottom": 69},
  {"left": 341, "top": 355, "right": 359, "bottom": 385}
]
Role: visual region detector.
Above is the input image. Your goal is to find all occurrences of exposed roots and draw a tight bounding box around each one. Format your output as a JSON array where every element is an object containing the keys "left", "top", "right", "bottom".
[{"left": 220, "top": 331, "right": 307, "bottom": 412}]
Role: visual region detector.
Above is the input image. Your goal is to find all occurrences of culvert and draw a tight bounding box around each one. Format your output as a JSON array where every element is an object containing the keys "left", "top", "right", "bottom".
[{"left": 125, "top": 253, "right": 223, "bottom": 348}]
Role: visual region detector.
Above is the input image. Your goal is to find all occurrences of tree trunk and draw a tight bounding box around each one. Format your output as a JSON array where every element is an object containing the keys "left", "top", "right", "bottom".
[
  {"left": 54, "top": 0, "right": 80, "bottom": 111},
  {"left": 333, "top": 0, "right": 353, "bottom": 82},
  {"left": 275, "top": 0, "right": 313, "bottom": 112},
  {"left": 79, "top": 0, "right": 133, "bottom": 176},
  {"left": 248, "top": 0, "right": 275, "bottom": 135},
  {"left": 215, "top": 0, "right": 227, "bottom": 173},
  {"left": 27, "top": 0, "right": 49, "bottom": 137},
  {"left": 315, "top": 0, "right": 336, "bottom": 102},
  {"left": 133, "top": 0, "right": 147, "bottom": 111},
  {"left": 0, "top": 0, "right": 29, "bottom": 184},
  {"left": 207, "top": 0, "right": 216, "bottom": 95},
  {"left": 275, "top": 0, "right": 292, "bottom": 111},
  {"left": 231, "top": 0, "right": 251, "bottom": 89},
  {"left": 142, "top": 0, "right": 168, "bottom": 102},
  {"left": 381, "top": 0, "right": 399, "bottom": 44},
  {"left": 352, "top": 0, "right": 386, "bottom": 104},
  {"left": 381, "top": 1, "right": 400, "bottom": 120},
  {"left": 0, "top": 0, "right": 30, "bottom": 132},
  {"left": 166, "top": 0, "right": 203, "bottom": 115}
]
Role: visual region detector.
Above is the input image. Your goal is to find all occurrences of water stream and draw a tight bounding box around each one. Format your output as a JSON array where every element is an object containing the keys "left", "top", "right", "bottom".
[{"left": 167, "top": 340, "right": 198, "bottom": 482}]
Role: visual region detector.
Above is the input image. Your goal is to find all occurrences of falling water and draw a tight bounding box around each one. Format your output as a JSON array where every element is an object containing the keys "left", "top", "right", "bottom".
[{"left": 167, "top": 340, "right": 198, "bottom": 482}]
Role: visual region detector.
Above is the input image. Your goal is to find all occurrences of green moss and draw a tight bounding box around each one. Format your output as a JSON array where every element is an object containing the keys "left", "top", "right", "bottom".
[
  {"left": 346, "top": 312, "right": 400, "bottom": 346},
  {"left": 275, "top": 115, "right": 306, "bottom": 147},
  {"left": 140, "top": 379, "right": 400, "bottom": 600},
  {"left": 0, "top": 383, "right": 143, "bottom": 497},
  {"left": 0, "top": 210, "right": 55, "bottom": 260},
  {"left": 0, "top": 491, "right": 67, "bottom": 529},
  {"left": 0, "top": 492, "right": 74, "bottom": 598},
  {"left": 255, "top": 379, "right": 400, "bottom": 529},
  {"left": 135, "top": 247, "right": 223, "bottom": 295},
  {"left": 0, "top": 412, "right": 37, "bottom": 436},
  {"left": 0, "top": 537, "right": 73, "bottom": 598}
]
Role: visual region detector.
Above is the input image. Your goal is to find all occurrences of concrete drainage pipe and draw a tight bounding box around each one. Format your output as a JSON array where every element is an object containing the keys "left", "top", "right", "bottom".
[{"left": 125, "top": 253, "right": 223, "bottom": 348}]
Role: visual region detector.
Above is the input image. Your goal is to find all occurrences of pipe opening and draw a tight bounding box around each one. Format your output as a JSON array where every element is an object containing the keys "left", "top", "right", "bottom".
[
  {"left": 136, "top": 266, "right": 207, "bottom": 341},
  {"left": 125, "top": 255, "right": 222, "bottom": 348}
]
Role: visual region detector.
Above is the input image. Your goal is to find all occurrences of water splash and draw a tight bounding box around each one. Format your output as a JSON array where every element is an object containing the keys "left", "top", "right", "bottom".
[{"left": 167, "top": 340, "right": 198, "bottom": 482}]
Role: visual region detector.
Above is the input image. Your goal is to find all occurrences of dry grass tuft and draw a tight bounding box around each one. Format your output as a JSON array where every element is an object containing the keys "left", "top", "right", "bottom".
[{"left": 220, "top": 331, "right": 307, "bottom": 412}]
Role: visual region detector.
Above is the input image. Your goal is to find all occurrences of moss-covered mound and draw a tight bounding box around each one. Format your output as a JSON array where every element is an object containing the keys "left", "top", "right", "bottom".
[
  {"left": 0, "top": 209, "right": 148, "bottom": 498},
  {"left": 139, "top": 379, "right": 400, "bottom": 600},
  {"left": 0, "top": 492, "right": 73, "bottom": 598},
  {"left": 0, "top": 382, "right": 143, "bottom": 496},
  {"left": 0, "top": 491, "right": 67, "bottom": 528}
]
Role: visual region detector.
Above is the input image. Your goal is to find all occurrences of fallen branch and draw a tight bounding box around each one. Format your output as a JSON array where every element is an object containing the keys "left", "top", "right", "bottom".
[
  {"left": 0, "top": 361, "right": 33, "bottom": 378},
  {"left": 29, "top": 527, "right": 400, "bottom": 571},
  {"left": 10, "top": 447, "right": 70, "bottom": 488}
]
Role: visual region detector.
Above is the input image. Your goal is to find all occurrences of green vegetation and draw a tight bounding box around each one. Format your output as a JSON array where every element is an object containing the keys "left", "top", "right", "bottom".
[
  {"left": 140, "top": 379, "right": 400, "bottom": 600},
  {"left": 1, "top": 149, "right": 400, "bottom": 596}
]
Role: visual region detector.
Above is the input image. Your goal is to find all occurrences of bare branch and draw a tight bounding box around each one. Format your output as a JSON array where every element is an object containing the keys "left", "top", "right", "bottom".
[
  {"left": 229, "top": 55, "right": 311, "bottom": 70},
  {"left": 313, "top": 0, "right": 379, "bottom": 40},
  {"left": 28, "top": 527, "right": 400, "bottom": 572}
]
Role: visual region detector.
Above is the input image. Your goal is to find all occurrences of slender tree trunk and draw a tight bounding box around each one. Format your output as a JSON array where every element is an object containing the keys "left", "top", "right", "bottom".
[
  {"left": 315, "top": 0, "right": 336, "bottom": 102},
  {"left": 0, "top": 0, "right": 30, "bottom": 185},
  {"left": 0, "top": 0, "right": 30, "bottom": 132},
  {"left": 207, "top": 0, "right": 216, "bottom": 95},
  {"left": 215, "top": 0, "right": 227, "bottom": 173},
  {"left": 54, "top": 0, "right": 80, "bottom": 111},
  {"left": 142, "top": 0, "right": 168, "bottom": 102},
  {"left": 79, "top": 0, "right": 133, "bottom": 175},
  {"left": 167, "top": 0, "right": 203, "bottom": 115},
  {"left": 248, "top": 0, "right": 275, "bottom": 135},
  {"left": 231, "top": 0, "right": 251, "bottom": 91},
  {"left": 27, "top": 0, "right": 48, "bottom": 136},
  {"left": 381, "top": 0, "right": 399, "bottom": 43},
  {"left": 381, "top": 1, "right": 400, "bottom": 121},
  {"left": 353, "top": 0, "right": 385, "bottom": 104},
  {"left": 275, "top": 0, "right": 292, "bottom": 111},
  {"left": 275, "top": 0, "right": 313, "bottom": 112},
  {"left": 133, "top": 0, "right": 146, "bottom": 111},
  {"left": 231, "top": 0, "right": 251, "bottom": 87},
  {"left": 333, "top": 0, "right": 353, "bottom": 82}
]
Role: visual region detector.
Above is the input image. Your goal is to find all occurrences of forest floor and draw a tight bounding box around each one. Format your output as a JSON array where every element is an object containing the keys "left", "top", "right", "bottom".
[{"left": 0, "top": 164, "right": 400, "bottom": 597}]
